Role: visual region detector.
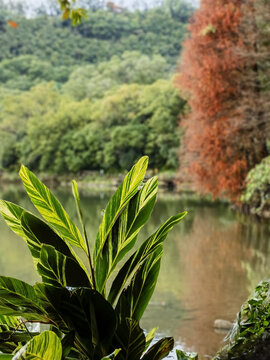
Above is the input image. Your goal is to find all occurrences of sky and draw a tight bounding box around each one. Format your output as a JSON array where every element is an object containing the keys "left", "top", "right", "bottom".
[{"left": 9, "top": 0, "right": 200, "bottom": 11}]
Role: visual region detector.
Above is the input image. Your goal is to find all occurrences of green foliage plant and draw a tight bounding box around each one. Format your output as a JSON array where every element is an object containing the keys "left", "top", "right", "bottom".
[
  {"left": 241, "top": 156, "right": 270, "bottom": 214},
  {"left": 0, "top": 156, "right": 187, "bottom": 359},
  {"left": 214, "top": 280, "right": 270, "bottom": 360}
]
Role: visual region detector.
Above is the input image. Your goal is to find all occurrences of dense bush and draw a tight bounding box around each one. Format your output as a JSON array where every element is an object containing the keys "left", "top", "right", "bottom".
[
  {"left": 215, "top": 280, "right": 270, "bottom": 360},
  {"left": 241, "top": 156, "right": 270, "bottom": 213}
]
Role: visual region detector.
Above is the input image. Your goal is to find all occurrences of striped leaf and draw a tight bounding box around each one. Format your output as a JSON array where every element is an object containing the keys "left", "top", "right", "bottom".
[
  {"left": 142, "top": 337, "right": 174, "bottom": 360},
  {"left": 34, "top": 285, "right": 117, "bottom": 358},
  {"left": 21, "top": 210, "right": 91, "bottom": 286},
  {"left": 95, "top": 175, "right": 158, "bottom": 292},
  {"left": 0, "top": 201, "right": 91, "bottom": 286},
  {"left": 33, "top": 283, "right": 68, "bottom": 330},
  {"left": 115, "top": 247, "right": 163, "bottom": 322},
  {"left": 0, "top": 315, "right": 23, "bottom": 331},
  {"left": 0, "top": 276, "right": 47, "bottom": 321},
  {"left": 37, "top": 244, "right": 90, "bottom": 288},
  {"left": 12, "top": 331, "right": 62, "bottom": 360},
  {"left": 108, "top": 212, "right": 187, "bottom": 306},
  {"left": 0, "top": 201, "right": 26, "bottom": 241},
  {"left": 21, "top": 211, "right": 75, "bottom": 260},
  {"left": 19, "top": 165, "right": 87, "bottom": 253},
  {"left": 113, "top": 318, "right": 146, "bottom": 360},
  {"left": 93, "top": 156, "right": 148, "bottom": 272},
  {"left": 0, "top": 315, "right": 29, "bottom": 354}
]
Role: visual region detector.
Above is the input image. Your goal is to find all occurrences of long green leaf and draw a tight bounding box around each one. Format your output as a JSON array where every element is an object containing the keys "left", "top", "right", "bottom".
[
  {"left": 95, "top": 175, "right": 158, "bottom": 293},
  {"left": 93, "top": 157, "right": 148, "bottom": 283},
  {"left": 0, "top": 201, "right": 26, "bottom": 241},
  {"left": 113, "top": 318, "right": 146, "bottom": 360},
  {"left": 33, "top": 285, "right": 117, "bottom": 358},
  {"left": 21, "top": 211, "right": 74, "bottom": 259},
  {"left": 0, "top": 201, "right": 91, "bottom": 286},
  {"left": 33, "top": 283, "right": 68, "bottom": 330},
  {"left": 21, "top": 211, "right": 91, "bottom": 286},
  {"left": 0, "top": 201, "right": 74, "bottom": 260},
  {"left": 115, "top": 247, "right": 162, "bottom": 322},
  {"left": 142, "top": 337, "right": 174, "bottom": 360},
  {"left": 19, "top": 165, "right": 87, "bottom": 252},
  {"left": 0, "top": 276, "right": 47, "bottom": 321},
  {"left": 12, "top": 331, "right": 62, "bottom": 360},
  {"left": 37, "top": 244, "right": 90, "bottom": 288},
  {"left": 108, "top": 212, "right": 187, "bottom": 305}
]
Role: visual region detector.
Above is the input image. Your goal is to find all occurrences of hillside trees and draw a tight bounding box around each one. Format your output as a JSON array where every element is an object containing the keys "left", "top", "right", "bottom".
[
  {"left": 0, "top": 1, "right": 190, "bottom": 174},
  {"left": 178, "top": 0, "right": 270, "bottom": 200},
  {"left": 0, "top": 80, "right": 185, "bottom": 172},
  {"left": 0, "top": 3, "right": 191, "bottom": 67}
]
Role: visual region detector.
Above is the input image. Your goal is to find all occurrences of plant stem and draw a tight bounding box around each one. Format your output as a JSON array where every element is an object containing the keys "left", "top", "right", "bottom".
[{"left": 22, "top": 323, "right": 33, "bottom": 339}]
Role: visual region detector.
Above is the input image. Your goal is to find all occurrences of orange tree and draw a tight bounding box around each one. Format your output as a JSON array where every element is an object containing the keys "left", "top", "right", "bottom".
[{"left": 177, "top": 0, "right": 268, "bottom": 201}]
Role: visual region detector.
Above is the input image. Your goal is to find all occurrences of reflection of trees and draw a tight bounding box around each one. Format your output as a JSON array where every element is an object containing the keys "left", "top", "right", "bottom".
[
  {"left": 240, "top": 221, "right": 270, "bottom": 293},
  {"left": 174, "top": 213, "right": 270, "bottom": 357}
]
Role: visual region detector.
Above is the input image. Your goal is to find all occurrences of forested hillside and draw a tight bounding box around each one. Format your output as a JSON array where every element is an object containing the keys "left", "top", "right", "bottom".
[{"left": 0, "top": 0, "right": 192, "bottom": 172}]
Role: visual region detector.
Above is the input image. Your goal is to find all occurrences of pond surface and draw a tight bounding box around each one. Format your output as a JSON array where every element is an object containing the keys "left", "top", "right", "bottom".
[{"left": 1, "top": 184, "right": 270, "bottom": 358}]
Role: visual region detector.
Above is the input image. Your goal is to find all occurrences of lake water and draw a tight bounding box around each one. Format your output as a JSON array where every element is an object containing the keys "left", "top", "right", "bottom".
[{"left": 1, "top": 184, "right": 270, "bottom": 358}]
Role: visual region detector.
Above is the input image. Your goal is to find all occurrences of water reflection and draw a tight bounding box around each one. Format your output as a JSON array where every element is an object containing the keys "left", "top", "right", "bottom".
[{"left": 1, "top": 185, "right": 270, "bottom": 358}]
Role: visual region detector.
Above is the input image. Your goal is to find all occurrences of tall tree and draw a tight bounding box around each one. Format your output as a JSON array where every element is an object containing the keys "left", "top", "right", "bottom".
[{"left": 177, "top": 0, "right": 269, "bottom": 201}]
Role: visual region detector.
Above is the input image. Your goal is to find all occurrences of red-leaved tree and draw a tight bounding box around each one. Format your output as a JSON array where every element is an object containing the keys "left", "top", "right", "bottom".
[{"left": 177, "top": 0, "right": 268, "bottom": 201}]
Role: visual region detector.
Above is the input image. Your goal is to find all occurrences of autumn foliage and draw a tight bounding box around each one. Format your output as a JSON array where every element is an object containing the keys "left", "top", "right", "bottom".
[{"left": 177, "top": 0, "right": 268, "bottom": 201}]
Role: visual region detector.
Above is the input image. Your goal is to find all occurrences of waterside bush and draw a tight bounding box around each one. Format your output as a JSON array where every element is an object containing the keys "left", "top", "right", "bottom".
[
  {"left": 214, "top": 280, "right": 270, "bottom": 360},
  {"left": 241, "top": 156, "right": 270, "bottom": 215}
]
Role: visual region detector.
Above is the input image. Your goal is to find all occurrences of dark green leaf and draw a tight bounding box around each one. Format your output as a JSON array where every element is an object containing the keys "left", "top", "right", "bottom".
[
  {"left": 61, "top": 331, "right": 75, "bottom": 359},
  {"left": 108, "top": 212, "right": 187, "bottom": 305},
  {"left": 34, "top": 285, "right": 117, "bottom": 358},
  {"left": 37, "top": 244, "right": 90, "bottom": 288},
  {"left": 21, "top": 211, "right": 74, "bottom": 259},
  {"left": 113, "top": 318, "right": 146, "bottom": 360},
  {"left": 115, "top": 247, "right": 162, "bottom": 322},
  {"left": 0, "top": 276, "right": 47, "bottom": 321},
  {"left": 21, "top": 212, "right": 90, "bottom": 284},
  {"left": 142, "top": 337, "right": 174, "bottom": 360}
]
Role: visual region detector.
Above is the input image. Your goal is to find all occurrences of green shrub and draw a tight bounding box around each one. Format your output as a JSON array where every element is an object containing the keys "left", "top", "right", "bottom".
[
  {"left": 241, "top": 156, "right": 270, "bottom": 213},
  {"left": 0, "top": 157, "right": 187, "bottom": 359},
  {"left": 214, "top": 280, "right": 270, "bottom": 360}
]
